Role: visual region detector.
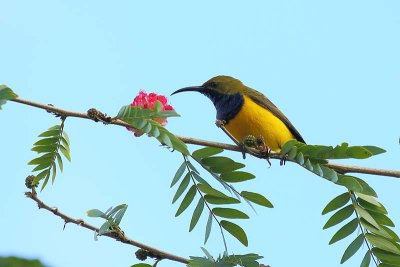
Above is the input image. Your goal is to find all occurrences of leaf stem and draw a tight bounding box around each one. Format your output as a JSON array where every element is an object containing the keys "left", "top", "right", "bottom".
[
  {"left": 183, "top": 155, "right": 229, "bottom": 253},
  {"left": 349, "top": 191, "right": 379, "bottom": 266}
]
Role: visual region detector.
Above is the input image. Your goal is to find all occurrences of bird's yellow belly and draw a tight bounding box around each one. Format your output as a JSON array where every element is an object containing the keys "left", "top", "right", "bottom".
[{"left": 225, "top": 96, "right": 295, "bottom": 152}]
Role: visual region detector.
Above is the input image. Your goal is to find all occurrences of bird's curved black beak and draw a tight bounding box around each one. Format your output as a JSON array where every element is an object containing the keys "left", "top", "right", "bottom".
[{"left": 171, "top": 86, "right": 204, "bottom": 96}]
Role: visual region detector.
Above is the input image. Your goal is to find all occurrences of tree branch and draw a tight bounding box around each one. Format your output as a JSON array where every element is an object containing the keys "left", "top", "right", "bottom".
[
  {"left": 11, "top": 97, "right": 400, "bottom": 178},
  {"left": 25, "top": 188, "right": 189, "bottom": 265}
]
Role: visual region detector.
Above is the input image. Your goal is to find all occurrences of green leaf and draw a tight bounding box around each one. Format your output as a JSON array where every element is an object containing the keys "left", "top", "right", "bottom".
[
  {"left": 191, "top": 172, "right": 210, "bottom": 185},
  {"left": 204, "top": 211, "right": 213, "bottom": 244},
  {"left": 154, "top": 100, "right": 163, "bottom": 112},
  {"left": 355, "top": 206, "right": 380, "bottom": 229},
  {"left": 363, "top": 146, "right": 386, "bottom": 156},
  {"left": 381, "top": 225, "right": 400, "bottom": 241},
  {"left": 172, "top": 173, "right": 190, "bottom": 204},
  {"left": 204, "top": 195, "right": 241, "bottom": 205},
  {"left": 114, "top": 205, "right": 128, "bottom": 225},
  {"left": 295, "top": 152, "right": 304, "bottom": 165},
  {"left": 61, "top": 136, "right": 70, "bottom": 149},
  {"left": 366, "top": 234, "right": 400, "bottom": 255},
  {"left": 175, "top": 185, "right": 197, "bottom": 217},
  {"left": 337, "top": 175, "right": 377, "bottom": 196},
  {"left": 189, "top": 198, "right": 204, "bottom": 232},
  {"left": 378, "top": 264, "right": 400, "bottom": 267},
  {"left": 116, "top": 104, "right": 180, "bottom": 121},
  {"left": 323, "top": 205, "right": 354, "bottom": 229},
  {"left": 32, "top": 163, "right": 50, "bottom": 172},
  {"left": 240, "top": 191, "right": 273, "bottom": 208},
  {"left": 86, "top": 209, "right": 106, "bottom": 218},
  {"left": 159, "top": 132, "right": 172, "bottom": 147},
  {"left": 220, "top": 220, "right": 248, "bottom": 246},
  {"left": 219, "top": 253, "right": 263, "bottom": 267},
  {"left": 297, "top": 142, "right": 385, "bottom": 160},
  {"left": 188, "top": 257, "right": 214, "bottom": 267},
  {"left": 107, "top": 204, "right": 127, "bottom": 218},
  {"left": 287, "top": 145, "right": 298, "bottom": 160},
  {"left": 368, "top": 211, "right": 395, "bottom": 227},
  {"left": 150, "top": 125, "right": 160, "bottom": 137},
  {"left": 340, "top": 234, "right": 364, "bottom": 263},
  {"left": 98, "top": 221, "right": 112, "bottom": 235},
  {"left": 329, "top": 218, "right": 358, "bottom": 245},
  {"left": 32, "top": 169, "right": 48, "bottom": 184},
  {"left": 0, "top": 85, "right": 18, "bottom": 110},
  {"left": 197, "top": 184, "right": 230, "bottom": 198},
  {"left": 31, "top": 144, "right": 58, "bottom": 153},
  {"left": 356, "top": 192, "right": 382, "bottom": 207},
  {"left": 192, "top": 147, "right": 224, "bottom": 160},
  {"left": 346, "top": 146, "right": 374, "bottom": 159},
  {"left": 321, "top": 165, "right": 338, "bottom": 182},
  {"left": 60, "top": 145, "right": 71, "bottom": 161},
  {"left": 200, "top": 247, "right": 214, "bottom": 261},
  {"left": 372, "top": 248, "right": 400, "bottom": 265},
  {"left": 358, "top": 198, "right": 388, "bottom": 214},
  {"left": 187, "top": 161, "right": 200, "bottom": 174},
  {"left": 33, "top": 137, "right": 59, "bottom": 146},
  {"left": 130, "top": 264, "right": 152, "bottom": 267},
  {"left": 322, "top": 192, "right": 350, "bottom": 215},
  {"left": 40, "top": 171, "right": 51, "bottom": 191},
  {"left": 212, "top": 208, "right": 249, "bottom": 219},
  {"left": 280, "top": 139, "right": 298, "bottom": 155},
  {"left": 171, "top": 162, "right": 186, "bottom": 188},
  {"left": 160, "top": 129, "right": 189, "bottom": 155},
  {"left": 38, "top": 129, "right": 61, "bottom": 137},
  {"left": 360, "top": 251, "right": 371, "bottom": 267},
  {"left": 117, "top": 105, "right": 188, "bottom": 154},
  {"left": 311, "top": 162, "right": 323, "bottom": 176},
  {"left": 56, "top": 153, "right": 63, "bottom": 172},
  {"left": 220, "top": 171, "right": 256, "bottom": 183},
  {"left": 201, "top": 156, "right": 244, "bottom": 173},
  {"left": 51, "top": 162, "right": 56, "bottom": 183},
  {"left": 304, "top": 158, "right": 313, "bottom": 171},
  {"left": 361, "top": 218, "right": 392, "bottom": 239},
  {"left": 28, "top": 153, "right": 53, "bottom": 165}
]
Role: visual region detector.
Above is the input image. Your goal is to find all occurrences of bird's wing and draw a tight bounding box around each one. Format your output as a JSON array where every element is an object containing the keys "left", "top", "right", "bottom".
[{"left": 245, "top": 87, "right": 306, "bottom": 144}]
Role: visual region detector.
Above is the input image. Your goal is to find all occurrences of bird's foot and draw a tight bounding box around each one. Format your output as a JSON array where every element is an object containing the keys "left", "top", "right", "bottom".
[
  {"left": 240, "top": 135, "right": 257, "bottom": 159},
  {"left": 254, "top": 136, "right": 271, "bottom": 166},
  {"left": 243, "top": 135, "right": 271, "bottom": 166},
  {"left": 215, "top": 119, "right": 227, "bottom": 128},
  {"left": 280, "top": 154, "right": 288, "bottom": 166}
]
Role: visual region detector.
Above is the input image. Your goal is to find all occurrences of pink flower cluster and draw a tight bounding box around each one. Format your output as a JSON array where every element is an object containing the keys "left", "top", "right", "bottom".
[{"left": 128, "top": 90, "right": 174, "bottom": 137}]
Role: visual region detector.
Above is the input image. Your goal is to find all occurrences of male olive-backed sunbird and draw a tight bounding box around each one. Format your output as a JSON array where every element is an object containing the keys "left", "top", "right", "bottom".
[{"left": 172, "top": 76, "right": 305, "bottom": 152}]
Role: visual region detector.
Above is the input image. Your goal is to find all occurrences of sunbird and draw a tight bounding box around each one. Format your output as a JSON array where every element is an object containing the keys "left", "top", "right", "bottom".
[{"left": 172, "top": 75, "right": 305, "bottom": 153}]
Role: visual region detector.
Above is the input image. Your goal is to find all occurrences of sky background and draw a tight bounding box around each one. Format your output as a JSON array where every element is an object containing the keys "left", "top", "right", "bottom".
[{"left": 1, "top": 1, "right": 399, "bottom": 267}]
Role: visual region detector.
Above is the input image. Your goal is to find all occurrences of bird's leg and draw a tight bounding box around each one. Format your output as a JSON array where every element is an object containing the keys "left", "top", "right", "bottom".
[
  {"left": 280, "top": 154, "right": 288, "bottom": 166},
  {"left": 216, "top": 119, "right": 247, "bottom": 159},
  {"left": 241, "top": 135, "right": 258, "bottom": 160},
  {"left": 255, "top": 136, "right": 271, "bottom": 166}
]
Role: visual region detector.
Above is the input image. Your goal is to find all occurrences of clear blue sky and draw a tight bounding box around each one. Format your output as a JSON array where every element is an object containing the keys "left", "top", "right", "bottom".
[{"left": 1, "top": 1, "right": 399, "bottom": 267}]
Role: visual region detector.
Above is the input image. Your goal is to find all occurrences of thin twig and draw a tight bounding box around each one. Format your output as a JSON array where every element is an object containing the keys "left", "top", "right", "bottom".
[
  {"left": 10, "top": 97, "right": 400, "bottom": 178},
  {"left": 25, "top": 189, "right": 190, "bottom": 265}
]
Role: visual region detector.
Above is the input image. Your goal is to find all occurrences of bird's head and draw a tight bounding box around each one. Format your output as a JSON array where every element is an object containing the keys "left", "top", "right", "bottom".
[{"left": 171, "top": 75, "right": 245, "bottom": 98}]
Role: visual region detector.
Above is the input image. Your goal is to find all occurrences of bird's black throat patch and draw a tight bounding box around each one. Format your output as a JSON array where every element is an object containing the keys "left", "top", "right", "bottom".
[{"left": 201, "top": 89, "right": 244, "bottom": 123}]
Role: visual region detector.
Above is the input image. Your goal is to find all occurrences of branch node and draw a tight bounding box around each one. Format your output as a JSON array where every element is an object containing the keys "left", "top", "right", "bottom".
[
  {"left": 46, "top": 104, "right": 66, "bottom": 119},
  {"left": 135, "top": 248, "right": 163, "bottom": 261},
  {"left": 25, "top": 175, "right": 38, "bottom": 189},
  {"left": 87, "top": 108, "right": 111, "bottom": 124}
]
